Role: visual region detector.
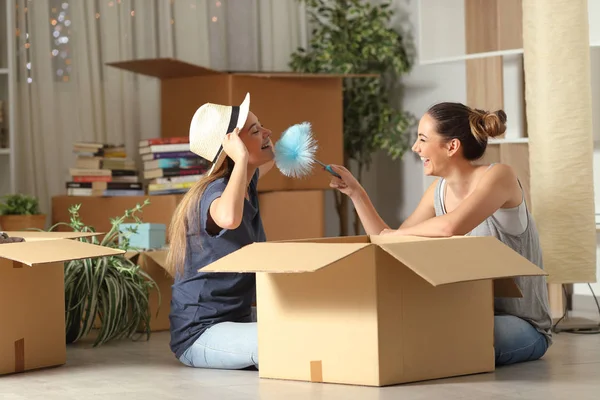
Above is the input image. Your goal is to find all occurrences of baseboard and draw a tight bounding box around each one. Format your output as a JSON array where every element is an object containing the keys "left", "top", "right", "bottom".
[{"left": 572, "top": 294, "right": 600, "bottom": 316}]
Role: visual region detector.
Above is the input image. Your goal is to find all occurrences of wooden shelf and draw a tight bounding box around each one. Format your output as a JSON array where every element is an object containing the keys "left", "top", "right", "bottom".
[
  {"left": 0, "top": 68, "right": 8, "bottom": 75},
  {"left": 0, "top": 149, "right": 10, "bottom": 155}
]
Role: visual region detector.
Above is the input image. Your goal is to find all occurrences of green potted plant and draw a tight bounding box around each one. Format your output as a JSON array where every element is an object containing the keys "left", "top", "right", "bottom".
[
  {"left": 0, "top": 193, "right": 47, "bottom": 231},
  {"left": 290, "top": 0, "right": 415, "bottom": 235},
  {"left": 47, "top": 199, "right": 161, "bottom": 346}
]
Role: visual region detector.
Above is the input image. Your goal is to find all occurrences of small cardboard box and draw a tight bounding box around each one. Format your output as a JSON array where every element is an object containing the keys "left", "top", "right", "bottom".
[
  {"left": 106, "top": 58, "right": 347, "bottom": 192},
  {"left": 203, "top": 234, "right": 548, "bottom": 386},
  {"left": 0, "top": 231, "right": 125, "bottom": 375},
  {"left": 125, "top": 250, "right": 171, "bottom": 332}
]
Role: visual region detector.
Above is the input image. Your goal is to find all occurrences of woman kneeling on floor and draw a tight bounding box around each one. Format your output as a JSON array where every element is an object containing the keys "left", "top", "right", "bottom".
[
  {"left": 328, "top": 102, "right": 552, "bottom": 366},
  {"left": 166, "top": 93, "right": 274, "bottom": 370}
]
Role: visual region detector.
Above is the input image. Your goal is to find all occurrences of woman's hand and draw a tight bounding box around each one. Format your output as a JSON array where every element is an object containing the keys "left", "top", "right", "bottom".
[
  {"left": 328, "top": 165, "right": 364, "bottom": 199},
  {"left": 222, "top": 128, "right": 249, "bottom": 164}
]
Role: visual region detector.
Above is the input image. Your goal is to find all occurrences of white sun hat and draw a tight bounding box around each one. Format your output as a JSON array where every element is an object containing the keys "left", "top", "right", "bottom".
[{"left": 189, "top": 92, "right": 250, "bottom": 176}]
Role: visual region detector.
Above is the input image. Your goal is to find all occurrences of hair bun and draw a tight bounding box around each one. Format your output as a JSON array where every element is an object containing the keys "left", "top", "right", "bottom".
[{"left": 481, "top": 110, "right": 507, "bottom": 138}]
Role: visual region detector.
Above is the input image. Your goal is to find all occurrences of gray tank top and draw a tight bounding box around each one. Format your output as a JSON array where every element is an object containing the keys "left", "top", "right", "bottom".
[{"left": 433, "top": 167, "right": 553, "bottom": 344}]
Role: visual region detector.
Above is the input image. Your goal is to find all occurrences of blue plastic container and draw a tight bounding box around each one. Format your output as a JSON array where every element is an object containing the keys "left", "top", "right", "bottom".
[{"left": 119, "top": 223, "right": 166, "bottom": 250}]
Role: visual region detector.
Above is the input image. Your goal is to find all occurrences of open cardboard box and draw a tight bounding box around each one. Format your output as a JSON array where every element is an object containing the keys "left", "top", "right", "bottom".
[
  {"left": 124, "top": 250, "right": 170, "bottom": 332},
  {"left": 0, "top": 231, "right": 125, "bottom": 375},
  {"left": 203, "top": 234, "right": 548, "bottom": 386},
  {"left": 106, "top": 58, "right": 358, "bottom": 192}
]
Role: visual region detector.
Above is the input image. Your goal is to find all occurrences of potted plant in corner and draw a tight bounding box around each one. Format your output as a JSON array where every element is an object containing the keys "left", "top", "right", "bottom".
[
  {"left": 0, "top": 193, "right": 47, "bottom": 231},
  {"left": 290, "top": 0, "right": 415, "bottom": 235},
  {"left": 47, "top": 199, "right": 161, "bottom": 347}
]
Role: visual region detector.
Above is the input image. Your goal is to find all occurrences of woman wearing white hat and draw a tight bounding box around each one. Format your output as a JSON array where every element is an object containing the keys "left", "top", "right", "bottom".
[{"left": 166, "top": 93, "right": 274, "bottom": 370}]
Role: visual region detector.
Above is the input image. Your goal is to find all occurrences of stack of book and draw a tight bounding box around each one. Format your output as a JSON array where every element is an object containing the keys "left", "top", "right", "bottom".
[
  {"left": 140, "top": 137, "right": 209, "bottom": 195},
  {"left": 66, "top": 142, "right": 144, "bottom": 196}
]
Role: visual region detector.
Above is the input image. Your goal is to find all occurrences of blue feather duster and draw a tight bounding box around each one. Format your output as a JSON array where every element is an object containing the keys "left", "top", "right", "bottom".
[
  {"left": 274, "top": 122, "right": 341, "bottom": 179},
  {"left": 274, "top": 122, "right": 318, "bottom": 178}
]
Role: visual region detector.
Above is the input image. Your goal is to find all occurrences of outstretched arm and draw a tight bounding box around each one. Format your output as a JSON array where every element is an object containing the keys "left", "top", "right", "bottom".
[
  {"left": 396, "top": 179, "right": 438, "bottom": 230},
  {"left": 389, "top": 164, "right": 519, "bottom": 237}
]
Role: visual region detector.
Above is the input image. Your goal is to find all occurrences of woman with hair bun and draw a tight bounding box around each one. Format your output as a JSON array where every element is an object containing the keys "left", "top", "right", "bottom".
[{"left": 328, "top": 102, "right": 552, "bottom": 366}]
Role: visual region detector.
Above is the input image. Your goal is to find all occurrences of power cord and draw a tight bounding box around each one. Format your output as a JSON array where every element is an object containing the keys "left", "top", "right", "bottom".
[{"left": 552, "top": 283, "right": 600, "bottom": 335}]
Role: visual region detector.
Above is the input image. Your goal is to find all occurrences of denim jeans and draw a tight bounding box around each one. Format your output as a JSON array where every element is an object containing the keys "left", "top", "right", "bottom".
[
  {"left": 179, "top": 322, "right": 258, "bottom": 370},
  {"left": 494, "top": 315, "right": 549, "bottom": 366}
]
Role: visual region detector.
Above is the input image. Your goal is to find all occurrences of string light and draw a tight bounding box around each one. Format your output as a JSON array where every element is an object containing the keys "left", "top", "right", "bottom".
[
  {"left": 212, "top": 16, "right": 217, "bottom": 22},
  {"left": 216, "top": 1, "right": 221, "bottom": 7},
  {"left": 50, "top": 1, "right": 72, "bottom": 82},
  {"left": 130, "top": 10, "right": 135, "bottom": 16}
]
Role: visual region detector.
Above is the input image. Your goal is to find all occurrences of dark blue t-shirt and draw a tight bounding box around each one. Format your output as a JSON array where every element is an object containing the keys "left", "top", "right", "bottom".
[{"left": 169, "top": 170, "right": 266, "bottom": 358}]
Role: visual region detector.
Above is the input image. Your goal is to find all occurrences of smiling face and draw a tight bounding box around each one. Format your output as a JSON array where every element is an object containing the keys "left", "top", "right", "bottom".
[
  {"left": 239, "top": 111, "right": 274, "bottom": 167},
  {"left": 411, "top": 112, "right": 460, "bottom": 176}
]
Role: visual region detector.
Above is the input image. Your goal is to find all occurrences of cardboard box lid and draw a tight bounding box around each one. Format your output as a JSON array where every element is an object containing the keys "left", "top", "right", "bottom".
[
  {"left": 201, "top": 242, "right": 371, "bottom": 273},
  {"left": 106, "top": 58, "right": 378, "bottom": 80},
  {"left": 202, "top": 236, "right": 546, "bottom": 286},
  {"left": 377, "top": 236, "right": 547, "bottom": 286},
  {"left": 0, "top": 238, "right": 124, "bottom": 266},
  {"left": 106, "top": 58, "right": 220, "bottom": 79},
  {"left": 2, "top": 231, "right": 102, "bottom": 241},
  {"left": 125, "top": 249, "right": 168, "bottom": 268}
]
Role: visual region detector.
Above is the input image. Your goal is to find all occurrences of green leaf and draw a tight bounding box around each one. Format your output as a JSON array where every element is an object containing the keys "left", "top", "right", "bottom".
[{"left": 50, "top": 199, "right": 160, "bottom": 347}]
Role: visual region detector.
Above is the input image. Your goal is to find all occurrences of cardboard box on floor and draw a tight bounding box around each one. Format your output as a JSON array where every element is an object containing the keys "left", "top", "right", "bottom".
[
  {"left": 106, "top": 58, "right": 350, "bottom": 192},
  {"left": 259, "top": 190, "right": 326, "bottom": 241},
  {"left": 203, "top": 234, "right": 548, "bottom": 386},
  {"left": 125, "top": 250, "right": 171, "bottom": 332},
  {"left": 0, "top": 231, "right": 124, "bottom": 376}
]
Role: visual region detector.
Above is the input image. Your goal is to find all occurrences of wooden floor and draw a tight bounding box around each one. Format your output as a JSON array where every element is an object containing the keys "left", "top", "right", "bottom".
[{"left": 1, "top": 325, "right": 600, "bottom": 400}]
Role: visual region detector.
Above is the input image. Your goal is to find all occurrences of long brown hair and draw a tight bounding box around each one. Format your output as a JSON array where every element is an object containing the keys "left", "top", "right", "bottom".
[{"left": 165, "top": 158, "right": 232, "bottom": 278}]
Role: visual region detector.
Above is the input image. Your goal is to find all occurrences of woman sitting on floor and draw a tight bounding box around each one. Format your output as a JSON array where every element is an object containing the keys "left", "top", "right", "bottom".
[
  {"left": 166, "top": 93, "right": 274, "bottom": 370},
  {"left": 328, "top": 102, "right": 552, "bottom": 366}
]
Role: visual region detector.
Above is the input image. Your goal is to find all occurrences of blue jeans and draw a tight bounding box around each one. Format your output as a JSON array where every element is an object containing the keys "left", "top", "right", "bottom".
[
  {"left": 178, "top": 322, "right": 258, "bottom": 370},
  {"left": 494, "top": 315, "right": 549, "bottom": 366}
]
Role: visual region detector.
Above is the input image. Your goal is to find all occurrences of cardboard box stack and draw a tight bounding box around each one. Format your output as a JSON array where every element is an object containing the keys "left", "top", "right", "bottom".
[
  {"left": 139, "top": 136, "right": 209, "bottom": 195},
  {"left": 67, "top": 142, "right": 143, "bottom": 196}
]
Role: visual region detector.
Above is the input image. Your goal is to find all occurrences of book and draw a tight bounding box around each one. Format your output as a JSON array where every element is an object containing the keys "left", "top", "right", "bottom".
[
  {"left": 139, "top": 143, "right": 191, "bottom": 155},
  {"left": 143, "top": 157, "right": 205, "bottom": 171},
  {"left": 143, "top": 166, "right": 206, "bottom": 180},
  {"left": 139, "top": 136, "right": 189, "bottom": 147}
]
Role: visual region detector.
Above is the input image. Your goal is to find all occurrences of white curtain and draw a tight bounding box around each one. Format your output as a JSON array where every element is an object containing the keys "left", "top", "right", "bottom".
[{"left": 13, "top": 0, "right": 307, "bottom": 213}]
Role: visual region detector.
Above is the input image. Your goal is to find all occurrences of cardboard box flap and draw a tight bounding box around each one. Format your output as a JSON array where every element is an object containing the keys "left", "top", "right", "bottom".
[
  {"left": 125, "top": 250, "right": 168, "bottom": 267},
  {"left": 2, "top": 231, "right": 103, "bottom": 241},
  {"left": 378, "top": 236, "right": 547, "bottom": 286},
  {"left": 494, "top": 278, "right": 523, "bottom": 298},
  {"left": 143, "top": 250, "right": 168, "bottom": 267},
  {"left": 106, "top": 58, "right": 222, "bottom": 79},
  {"left": 202, "top": 242, "right": 371, "bottom": 273},
  {"left": 0, "top": 239, "right": 125, "bottom": 266},
  {"left": 233, "top": 72, "right": 379, "bottom": 79}
]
